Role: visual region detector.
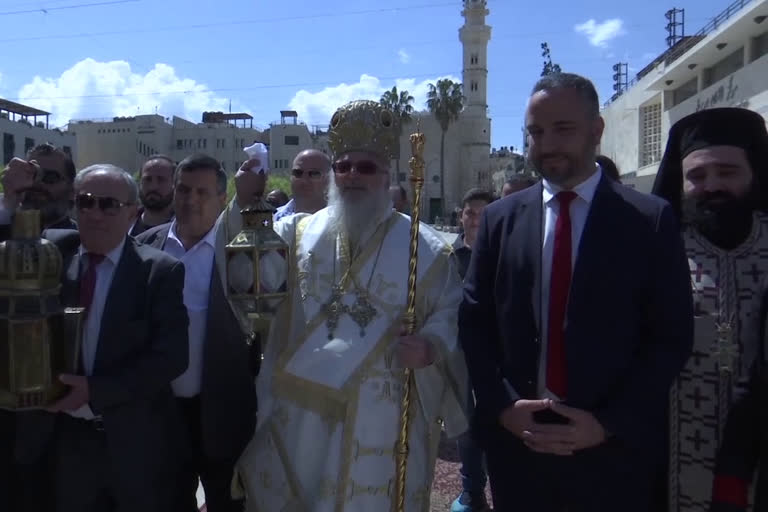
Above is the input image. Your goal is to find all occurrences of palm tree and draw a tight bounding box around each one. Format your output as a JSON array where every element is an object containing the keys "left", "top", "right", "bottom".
[
  {"left": 427, "top": 79, "right": 463, "bottom": 217},
  {"left": 380, "top": 86, "right": 415, "bottom": 184}
]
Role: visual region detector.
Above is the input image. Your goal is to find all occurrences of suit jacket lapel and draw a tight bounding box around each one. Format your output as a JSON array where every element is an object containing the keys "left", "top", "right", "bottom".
[
  {"left": 94, "top": 238, "right": 141, "bottom": 370},
  {"left": 214, "top": 212, "right": 229, "bottom": 296},
  {"left": 521, "top": 182, "right": 544, "bottom": 335},
  {"left": 62, "top": 251, "right": 81, "bottom": 307},
  {"left": 569, "top": 176, "right": 617, "bottom": 312}
]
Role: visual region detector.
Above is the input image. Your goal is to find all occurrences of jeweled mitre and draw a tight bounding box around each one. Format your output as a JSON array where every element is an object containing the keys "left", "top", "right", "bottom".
[{"left": 327, "top": 100, "right": 398, "bottom": 161}]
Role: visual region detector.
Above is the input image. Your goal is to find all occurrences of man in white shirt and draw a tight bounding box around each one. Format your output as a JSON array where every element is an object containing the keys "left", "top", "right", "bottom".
[
  {"left": 137, "top": 153, "right": 257, "bottom": 512},
  {"left": 44, "top": 163, "right": 189, "bottom": 512}
]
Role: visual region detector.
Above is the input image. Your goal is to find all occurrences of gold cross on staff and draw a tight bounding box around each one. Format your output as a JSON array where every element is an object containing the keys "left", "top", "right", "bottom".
[{"left": 712, "top": 321, "right": 739, "bottom": 373}]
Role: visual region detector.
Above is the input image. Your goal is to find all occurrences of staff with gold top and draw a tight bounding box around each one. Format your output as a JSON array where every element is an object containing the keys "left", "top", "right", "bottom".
[{"left": 231, "top": 99, "right": 469, "bottom": 512}]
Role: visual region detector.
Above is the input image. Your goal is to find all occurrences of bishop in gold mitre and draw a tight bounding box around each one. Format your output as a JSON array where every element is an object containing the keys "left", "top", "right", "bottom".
[{"left": 229, "top": 99, "right": 468, "bottom": 512}]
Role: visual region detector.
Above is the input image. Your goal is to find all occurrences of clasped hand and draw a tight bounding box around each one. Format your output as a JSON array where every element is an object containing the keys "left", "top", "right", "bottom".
[
  {"left": 499, "top": 399, "right": 606, "bottom": 455},
  {"left": 395, "top": 324, "right": 436, "bottom": 369}
]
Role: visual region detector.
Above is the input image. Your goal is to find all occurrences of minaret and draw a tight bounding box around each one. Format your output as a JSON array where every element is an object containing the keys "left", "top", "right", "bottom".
[
  {"left": 459, "top": 0, "right": 491, "bottom": 118},
  {"left": 457, "top": 0, "right": 492, "bottom": 199}
]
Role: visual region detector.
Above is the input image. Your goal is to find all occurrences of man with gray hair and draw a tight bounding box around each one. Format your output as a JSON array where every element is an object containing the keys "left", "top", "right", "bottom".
[
  {"left": 35, "top": 163, "right": 189, "bottom": 512},
  {"left": 137, "top": 154, "right": 257, "bottom": 512}
]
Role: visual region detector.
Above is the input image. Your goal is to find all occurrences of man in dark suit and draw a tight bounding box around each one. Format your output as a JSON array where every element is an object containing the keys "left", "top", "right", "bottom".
[
  {"left": 459, "top": 72, "right": 694, "bottom": 512},
  {"left": 42, "top": 163, "right": 189, "bottom": 512},
  {"left": 137, "top": 153, "right": 258, "bottom": 512}
]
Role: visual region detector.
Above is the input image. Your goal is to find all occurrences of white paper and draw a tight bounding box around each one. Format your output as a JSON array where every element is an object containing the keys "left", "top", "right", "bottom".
[{"left": 243, "top": 142, "right": 270, "bottom": 175}]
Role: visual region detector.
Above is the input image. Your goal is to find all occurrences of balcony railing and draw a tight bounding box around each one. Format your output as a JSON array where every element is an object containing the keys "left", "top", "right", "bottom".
[{"left": 605, "top": 0, "right": 755, "bottom": 106}]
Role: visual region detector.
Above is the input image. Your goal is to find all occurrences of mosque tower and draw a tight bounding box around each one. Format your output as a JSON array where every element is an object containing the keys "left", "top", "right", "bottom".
[{"left": 458, "top": 0, "right": 492, "bottom": 198}]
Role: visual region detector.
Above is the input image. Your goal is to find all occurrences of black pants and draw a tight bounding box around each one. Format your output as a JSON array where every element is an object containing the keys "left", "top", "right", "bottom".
[
  {"left": 484, "top": 425, "right": 657, "bottom": 512},
  {"left": 54, "top": 414, "right": 175, "bottom": 512},
  {"left": 0, "top": 410, "right": 55, "bottom": 512},
  {"left": 0, "top": 410, "right": 15, "bottom": 511},
  {"left": 175, "top": 396, "right": 243, "bottom": 512}
]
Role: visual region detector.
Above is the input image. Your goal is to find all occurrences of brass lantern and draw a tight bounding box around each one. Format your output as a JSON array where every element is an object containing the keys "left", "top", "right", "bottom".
[
  {"left": 0, "top": 210, "right": 84, "bottom": 410},
  {"left": 225, "top": 200, "right": 290, "bottom": 334}
]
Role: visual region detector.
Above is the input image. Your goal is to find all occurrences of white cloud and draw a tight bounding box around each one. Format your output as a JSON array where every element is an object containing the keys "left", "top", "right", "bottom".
[
  {"left": 574, "top": 18, "right": 625, "bottom": 48},
  {"left": 287, "top": 73, "right": 460, "bottom": 127},
  {"left": 15, "top": 58, "right": 230, "bottom": 127},
  {"left": 398, "top": 49, "right": 411, "bottom": 64}
]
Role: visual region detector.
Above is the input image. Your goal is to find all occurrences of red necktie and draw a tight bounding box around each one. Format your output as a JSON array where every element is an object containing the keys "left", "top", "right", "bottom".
[
  {"left": 546, "top": 191, "right": 577, "bottom": 398},
  {"left": 79, "top": 253, "right": 105, "bottom": 313}
]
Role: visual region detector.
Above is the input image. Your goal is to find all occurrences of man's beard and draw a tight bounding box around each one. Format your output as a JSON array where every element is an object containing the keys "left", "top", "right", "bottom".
[
  {"left": 531, "top": 148, "right": 593, "bottom": 186},
  {"left": 327, "top": 177, "right": 391, "bottom": 247},
  {"left": 19, "top": 186, "right": 71, "bottom": 227},
  {"left": 140, "top": 190, "right": 174, "bottom": 212},
  {"left": 682, "top": 190, "right": 755, "bottom": 250}
]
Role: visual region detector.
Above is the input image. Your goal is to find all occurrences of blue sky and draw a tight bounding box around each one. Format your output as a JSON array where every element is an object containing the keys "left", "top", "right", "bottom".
[{"left": 0, "top": 0, "right": 734, "bottom": 151}]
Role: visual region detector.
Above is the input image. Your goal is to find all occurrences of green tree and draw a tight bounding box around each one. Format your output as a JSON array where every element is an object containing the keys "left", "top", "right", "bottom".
[
  {"left": 379, "top": 86, "right": 415, "bottom": 184},
  {"left": 540, "top": 42, "right": 562, "bottom": 76},
  {"left": 426, "top": 79, "right": 463, "bottom": 217}
]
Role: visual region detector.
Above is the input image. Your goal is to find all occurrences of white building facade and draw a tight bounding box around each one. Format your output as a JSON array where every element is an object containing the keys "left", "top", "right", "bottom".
[
  {"left": 1, "top": 99, "right": 76, "bottom": 165},
  {"left": 599, "top": 0, "right": 768, "bottom": 192},
  {"left": 68, "top": 113, "right": 264, "bottom": 174}
]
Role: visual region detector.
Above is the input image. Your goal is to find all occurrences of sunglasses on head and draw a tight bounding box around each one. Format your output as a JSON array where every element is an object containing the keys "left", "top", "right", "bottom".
[
  {"left": 332, "top": 160, "right": 379, "bottom": 175},
  {"left": 75, "top": 193, "right": 133, "bottom": 215},
  {"left": 291, "top": 168, "right": 325, "bottom": 180}
]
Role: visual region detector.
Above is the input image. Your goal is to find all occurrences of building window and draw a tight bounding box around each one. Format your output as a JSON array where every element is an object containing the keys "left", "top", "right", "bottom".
[
  {"left": 639, "top": 103, "right": 662, "bottom": 168},
  {"left": 274, "top": 159, "right": 279, "bottom": 169},
  {"left": 3, "top": 133, "right": 15, "bottom": 165},
  {"left": 672, "top": 77, "right": 698, "bottom": 106},
  {"left": 176, "top": 139, "right": 183, "bottom": 150},
  {"left": 703, "top": 47, "right": 744, "bottom": 88},
  {"left": 752, "top": 30, "right": 768, "bottom": 62},
  {"left": 470, "top": 81, "right": 478, "bottom": 92},
  {"left": 24, "top": 138, "right": 34, "bottom": 154},
  {"left": 203, "top": 138, "right": 207, "bottom": 149},
  {"left": 470, "top": 53, "right": 479, "bottom": 65},
  {"left": 284, "top": 135, "right": 300, "bottom": 145},
  {"left": 62, "top": 146, "right": 71, "bottom": 156}
]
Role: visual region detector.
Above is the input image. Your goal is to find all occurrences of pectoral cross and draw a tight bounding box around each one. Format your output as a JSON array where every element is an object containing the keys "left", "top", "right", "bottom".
[
  {"left": 323, "top": 285, "right": 348, "bottom": 340},
  {"left": 712, "top": 321, "right": 738, "bottom": 374},
  {"left": 348, "top": 290, "right": 378, "bottom": 337}
]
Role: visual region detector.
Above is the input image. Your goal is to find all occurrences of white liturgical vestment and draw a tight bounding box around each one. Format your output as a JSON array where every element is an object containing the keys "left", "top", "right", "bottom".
[{"left": 226, "top": 201, "right": 468, "bottom": 512}]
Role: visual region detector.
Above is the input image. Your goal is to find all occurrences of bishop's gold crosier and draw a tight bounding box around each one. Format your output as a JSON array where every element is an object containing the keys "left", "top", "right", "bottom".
[{"left": 395, "top": 122, "right": 426, "bottom": 512}]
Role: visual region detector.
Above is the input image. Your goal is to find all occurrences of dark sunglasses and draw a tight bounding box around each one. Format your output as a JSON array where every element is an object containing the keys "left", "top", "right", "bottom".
[
  {"left": 75, "top": 193, "right": 133, "bottom": 215},
  {"left": 332, "top": 160, "right": 379, "bottom": 175},
  {"left": 291, "top": 168, "right": 325, "bottom": 180},
  {"left": 38, "top": 168, "right": 65, "bottom": 185}
]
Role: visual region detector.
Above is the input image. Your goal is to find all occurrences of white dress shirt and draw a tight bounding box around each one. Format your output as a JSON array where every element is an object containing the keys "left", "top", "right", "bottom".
[
  {"left": 537, "top": 167, "right": 603, "bottom": 398},
  {"left": 163, "top": 220, "right": 216, "bottom": 397},
  {"left": 67, "top": 238, "right": 126, "bottom": 420}
]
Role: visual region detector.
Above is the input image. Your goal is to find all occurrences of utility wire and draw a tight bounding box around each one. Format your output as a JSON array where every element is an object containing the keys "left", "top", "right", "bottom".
[
  {"left": 7, "top": 71, "right": 462, "bottom": 101},
  {"left": 0, "top": 0, "right": 138, "bottom": 16},
  {"left": 0, "top": 2, "right": 455, "bottom": 42}
]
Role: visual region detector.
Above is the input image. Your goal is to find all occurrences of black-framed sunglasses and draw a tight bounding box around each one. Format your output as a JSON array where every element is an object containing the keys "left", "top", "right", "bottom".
[
  {"left": 332, "top": 160, "right": 379, "bottom": 175},
  {"left": 291, "top": 168, "right": 325, "bottom": 180},
  {"left": 75, "top": 193, "right": 133, "bottom": 216}
]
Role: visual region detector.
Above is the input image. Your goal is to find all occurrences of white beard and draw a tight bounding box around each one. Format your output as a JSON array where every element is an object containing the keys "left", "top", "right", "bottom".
[{"left": 327, "top": 175, "right": 391, "bottom": 247}]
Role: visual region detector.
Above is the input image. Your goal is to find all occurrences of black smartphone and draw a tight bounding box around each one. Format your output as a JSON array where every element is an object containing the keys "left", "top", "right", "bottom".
[{"left": 532, "top": 408, "right": 570, "bottom": 425}]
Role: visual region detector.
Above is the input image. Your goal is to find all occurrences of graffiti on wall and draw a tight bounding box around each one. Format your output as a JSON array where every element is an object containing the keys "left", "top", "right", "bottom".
[{"left": 695, "top": 75, "right": 750, "bottom": 112}]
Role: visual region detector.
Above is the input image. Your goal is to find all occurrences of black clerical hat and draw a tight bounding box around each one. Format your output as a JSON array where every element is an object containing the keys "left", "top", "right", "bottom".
[{"left": 651, "top": 107, "right": 768, "bottom": 218}]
